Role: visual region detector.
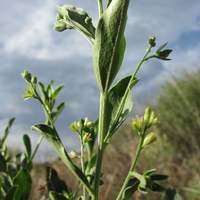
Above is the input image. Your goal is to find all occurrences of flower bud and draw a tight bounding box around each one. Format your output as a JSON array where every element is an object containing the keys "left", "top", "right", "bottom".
[
  {"left": 69, "top": 151, "right": 78, "bottom": 159},
  {"left": 83, "top": 132, "right": 92, "bottom": 143},
  {"left": 54, "top": 20, "right": 67, "bottom": 32},
  {"left": 69, "top": 121, "right": 80, "bottom": 133},
  {"left": 143, "top": 132, "right": 157, "bottom": 148},
  {"left": 148, "top": 36, "right": 156, "bottom": 47},
  {"left": 132, "top": 117, "right": 143, "bottom": 133},
  {"left": 144, "top": 107, "right": 158, "bottom": 128}
]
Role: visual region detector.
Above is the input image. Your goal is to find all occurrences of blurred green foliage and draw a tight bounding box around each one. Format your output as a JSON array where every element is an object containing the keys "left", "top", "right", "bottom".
[{"left": 156, "top": 70, "right": 200, "bottom": 156}]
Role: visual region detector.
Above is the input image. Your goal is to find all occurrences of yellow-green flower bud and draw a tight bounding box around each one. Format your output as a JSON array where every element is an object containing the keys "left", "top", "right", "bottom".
[
  {"left": 142, "top": 132, "right": 157, "bottom": 148},
  {"left": 54, "top": 20, "right": 67, "bottom": 32},
  {"left": 83, "top": 132, "right": 92, "bottom": 143},
  {"left": 132, "top": 117, "right": 143, "bottom": 133},
  {"left": 144, "top": 107, "right": 158, "bottom": 128}
]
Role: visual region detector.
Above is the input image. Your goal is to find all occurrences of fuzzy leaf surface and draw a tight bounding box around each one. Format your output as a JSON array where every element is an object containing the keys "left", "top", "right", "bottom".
[{"left": 93, "top": 0, "right": 129, "bottom": 91}]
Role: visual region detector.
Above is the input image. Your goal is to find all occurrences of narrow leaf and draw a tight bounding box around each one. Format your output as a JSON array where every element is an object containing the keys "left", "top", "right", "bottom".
[
  {"left": 23, "top": 134, "right": 32, "bottom": 159},
  {"left": 1, "top": 118, "right": 15, "bottom": 147}
]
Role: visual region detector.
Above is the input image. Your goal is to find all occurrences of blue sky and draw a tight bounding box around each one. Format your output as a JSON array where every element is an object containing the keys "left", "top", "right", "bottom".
[{"left": 0, "top": 0, "right": 200, "bottom": 157}]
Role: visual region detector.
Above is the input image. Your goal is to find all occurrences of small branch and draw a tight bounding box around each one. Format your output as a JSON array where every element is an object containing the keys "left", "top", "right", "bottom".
[
  {"left": 116, "top": 136, "right": 144, "bottom": 200},
  {"left": 104, "top": 46, "right": 152, "bottom": 143}
]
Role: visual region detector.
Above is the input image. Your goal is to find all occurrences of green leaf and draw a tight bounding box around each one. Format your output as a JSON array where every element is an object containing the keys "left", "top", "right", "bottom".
[
  {"left": 23, "top": 134, "right": 32, "bottom": 159},
  {"left": 23, "top": 84, "right": 35, "bottom": 100},
  {"left": 51, "top": 85, "right": 64, "bottom": 100},
  {"left": 21, "top": 70, "right": 32, "bottom": 83},
  {"left": 149, "top": 182, "right": 165, "bottom": 192},
  {"left": 13, "top": 169, "right": 32, "bottom": 200},
  {"left": 105, "top": 76, "right": 137, "bottom": 140},
  {"left": 150, "top": 174, "right": 168, "bottom": 181},
  {"left": 93, "top": 0, "right": 129, "bottom": 91},
  {"left": 53, "top": 102, "right": 65, "bottom": 121},
  {"left": 32, "top": 124, "right": 92, "bottom": 193},
  {"left": 47, "top": 167, "right": 69, "bottom": 194},
  {"left": 122, "top": 178, "right": 139, "bottom": 200},
  {"left": 38, "top": 81, "right": 48, "bottom": 101},
  {"left": 0, "top": 153, "right": 7, "bottom": 172},
  {"left": 56, "top": 5, "right": 95, "bottom": 41},
  {"left": 5, "top": 186, "right": 18, "bottom": 200},
  {"left": 156, "top": 42, "right": 168, "bottom": 53},
  {"left": 1, "top": 118, "right": 15, "bottom": 147}
]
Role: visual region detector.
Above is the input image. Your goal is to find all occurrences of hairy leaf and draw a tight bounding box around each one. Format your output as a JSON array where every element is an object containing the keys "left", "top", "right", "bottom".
[
  {"left": 93, "top": 0, "right": 129, "bottom": 91},
  {"left": 105, "top": 76, "right": 137, "bottom": 140}
]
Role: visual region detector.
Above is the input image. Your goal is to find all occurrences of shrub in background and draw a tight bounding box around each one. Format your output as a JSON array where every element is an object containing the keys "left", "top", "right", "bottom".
[{"left": 156, "top": 70, "right": 200, "bottom": 156}]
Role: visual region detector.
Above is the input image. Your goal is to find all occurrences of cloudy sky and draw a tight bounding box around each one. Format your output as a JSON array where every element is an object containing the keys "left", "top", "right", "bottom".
[{"left": 0, "top": 0, "right": 200, "bottom": 158}]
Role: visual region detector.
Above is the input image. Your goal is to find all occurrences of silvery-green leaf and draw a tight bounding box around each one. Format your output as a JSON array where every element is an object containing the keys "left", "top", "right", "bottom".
[
  {"left": 93, "top": 0, "right": 129, "bottom": 91},
  {"left": 55, "top": 5, "right": 95, "bottom": 41},
  {"left": 105, "top": 76, "right": 137, "bottom": 140}
]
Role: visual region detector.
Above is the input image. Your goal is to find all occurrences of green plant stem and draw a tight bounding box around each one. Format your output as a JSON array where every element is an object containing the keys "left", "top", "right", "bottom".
[
  {"left": 32, "top": 84, "right": 54, "bottom": 126},
  {"left": 93, "top": 93, "right": 108, "bottom": 200},
  {"left": 104, "top": 46, "right": 152, "bottom": 143},
  {"left": 97, "top": 0, "right": 103, "bottom": 17},
  {"left": 80, "top": 136, "right": 86, "bottom": 200},
  {"left": 116, "top": 136, "right": 144, "bottom": 200}
]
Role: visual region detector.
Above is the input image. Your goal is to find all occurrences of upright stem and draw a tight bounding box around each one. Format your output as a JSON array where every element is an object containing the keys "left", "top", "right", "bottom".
[
  {"left": 116, "top": 137, "right": 144, "bottom": 200},
  {"left": 80, "top": 137, "right": 86, "bottom": 200},
  {"left": 93, "top": 93, "right": 108, "bottom": 199},
  {"left": 97, "top": 0, "right": 103, "bottom": 17}
]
